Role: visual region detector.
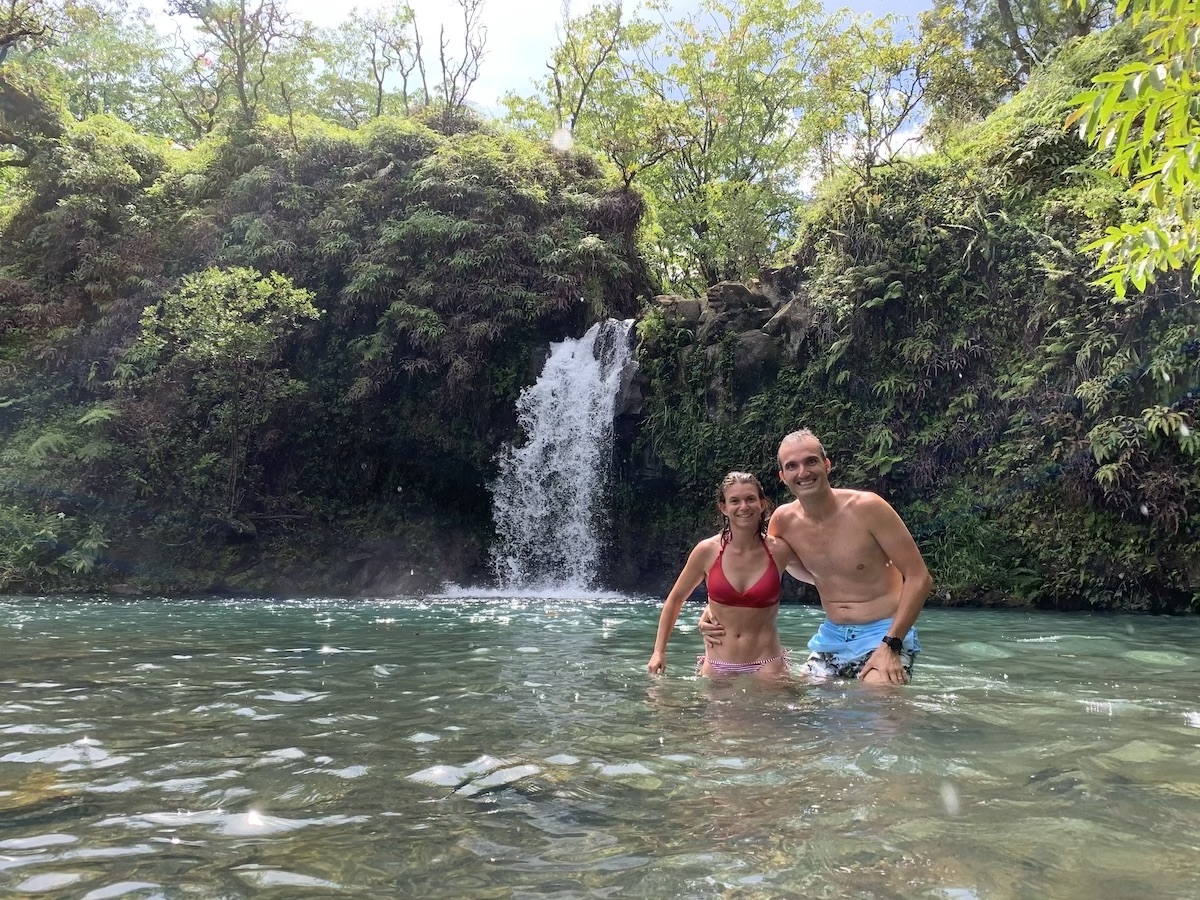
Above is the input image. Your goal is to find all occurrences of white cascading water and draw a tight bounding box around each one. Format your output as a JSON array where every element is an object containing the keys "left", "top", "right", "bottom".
[{"left": 489, "top": 319, "right": 636, "bottom": 591}]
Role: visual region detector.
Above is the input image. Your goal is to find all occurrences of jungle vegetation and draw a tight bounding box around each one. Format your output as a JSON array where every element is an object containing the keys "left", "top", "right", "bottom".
[{"left": 0, "top": 0, "right": 1196, "bottom": 610}]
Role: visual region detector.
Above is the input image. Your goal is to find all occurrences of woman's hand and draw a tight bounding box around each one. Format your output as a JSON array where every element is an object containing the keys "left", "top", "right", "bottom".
[
  {"left": 697, "top": 605, "right": 726, "bottom": 648},
  {"left": 647, "top": 650, "right": 667, "bottom": 675}
]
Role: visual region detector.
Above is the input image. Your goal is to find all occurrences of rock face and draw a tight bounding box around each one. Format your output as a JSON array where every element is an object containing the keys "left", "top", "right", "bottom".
[
  {"left": 696, "top": 281, "right": 775, "bottom": 346},
  {"left": 653, "top": 294, "right": 702, "bottom": 325},
  {"left": 609, "top": 278, "right": 800, "bottom": 593},
  {"left": 731, "top": 329, "right": 780, "bottom": 403},
  {"left": 648, "top": 280, "right": 791, "bottom": 408}
]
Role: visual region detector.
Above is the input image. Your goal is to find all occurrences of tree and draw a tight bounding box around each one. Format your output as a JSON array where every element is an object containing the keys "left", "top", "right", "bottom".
[
  {"left": 917, "top": 1, "right": 1014, "bottom": 138},
  {"left": 33, "top": 0, "right": 177, "bottom": 130},
  {"left": 921, "top": 0, "right": 1117, "bottom": 117},
  {"left": 1067, "top": 0, "right": 1200, "bottom": 295},
  {"left": 505, "top": 1, "right": 676, "bottom": 188},
  {"left": 1, "top": 0, "right": 52, "bottom": 65},
  {"left": 544, "top": 0, "right": 626, "bottom": 133},
  {"left": 508, "top": 0, "right": 824, "bottom": 291},
  {"left": 810, "top": 13, "right": 950, "bottom": 184},
  {"left": 167, "top": 0, "right": 298, "bottom": 125},
  {"left": 133, "top": 267, "right": 319, "bottom": 518},
  {"left": 314, "top": 3, "right": 424, "bottom": 127},
  {"left": 1, "top": 0, "right": 62, "bottom": 168},
  {"left": 151, "top": 30, "right": 227, "bottom": 140},
  {"left": 991, "top": 0, "right": 1115, "bottom": 77},
  {"left": 434, "top": 0, "right": 486, "bottom": 112}
]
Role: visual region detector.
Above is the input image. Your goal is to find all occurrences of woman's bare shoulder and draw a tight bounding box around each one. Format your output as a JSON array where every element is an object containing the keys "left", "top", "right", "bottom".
[{"left": 686, "top": 534, "right": 722, "bottom": 563}]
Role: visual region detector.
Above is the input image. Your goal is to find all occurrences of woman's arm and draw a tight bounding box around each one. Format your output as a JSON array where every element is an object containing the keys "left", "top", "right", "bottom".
[{"left": 648, "top": 540, "right": 715, "bottom": 674}]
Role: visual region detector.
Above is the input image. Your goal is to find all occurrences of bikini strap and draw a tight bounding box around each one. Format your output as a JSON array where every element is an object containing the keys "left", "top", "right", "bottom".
[{"left": 760, "top": 535, "right": 775, "bottom": 563}]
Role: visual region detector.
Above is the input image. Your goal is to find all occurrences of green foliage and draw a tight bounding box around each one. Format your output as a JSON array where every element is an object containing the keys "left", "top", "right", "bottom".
[
  {"left": 811, "top": 12, "right": 953, "bottom": 182},
  {"left": 632, "top": 28, "right": 1198, "bottom": 610},
  {"left": 131, "top": 266, "right": 319, "bottom": 517},
  {"left": 0, "top": 503, "right": 109, "bottom": 590},
  {"left": 921, "top": 1, "right": 1117, "bottom": 104},
  {"left": 2, "top": 114, "right": 170, "bottom": 345},
  {"left": 918, "top": 2, "right": 1018, "bottom": 139},
  {"left": 0, "top": 102, "right": 650, "bottom": 589},
  {"left": 26, "top": 0, "right": 178, "bottom": 133},
  {"left": 1068, "top": 0, "right": 1200, "bottom": 296},
  {"left": 136, "top": 266, "right": 318, "bottom": 369},
  {"left": 311, "top": 4, "right": 427, "bottom": 126},
  {"left": 506, "top": 0, "right": 826, "bottom": 291},
  {"left": 0, "top": 403, "right": 115, "bottom": 592}
]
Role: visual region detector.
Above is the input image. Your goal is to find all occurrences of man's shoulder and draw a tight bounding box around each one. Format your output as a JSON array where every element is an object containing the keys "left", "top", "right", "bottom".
[
  {"left": 837, "top": 490, "right": 902, "bottom": 526},
  {"left": 771, "top": 500, "right": 802, "bottom": 519},
  {"left": 835, "top": 488, "right": 887, "bottom": 508},
  {"left": 835, "top": 489, "right": 896, "bottom": 520}
]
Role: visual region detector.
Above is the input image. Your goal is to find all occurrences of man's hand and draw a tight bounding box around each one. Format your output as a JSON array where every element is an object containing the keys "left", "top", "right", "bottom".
[
  {"left": 858, "top": 644, "right": 908, "bottom": 685},
  {"left": 647, "top": 651, "right": 666, "bottom": 675},
  {"left": 697, "top": 605, "right": 725, "bottom": 648}
]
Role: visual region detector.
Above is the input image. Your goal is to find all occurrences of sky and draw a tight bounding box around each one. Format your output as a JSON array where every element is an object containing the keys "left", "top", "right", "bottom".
[{"left": 280, "top": 0, "right": 935, "bottom": 112}]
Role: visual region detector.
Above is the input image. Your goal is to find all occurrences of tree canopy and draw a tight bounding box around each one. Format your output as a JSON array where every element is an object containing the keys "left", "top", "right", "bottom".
[{"left": 0, "top": 0, "right": 1195, "bottom": 607}]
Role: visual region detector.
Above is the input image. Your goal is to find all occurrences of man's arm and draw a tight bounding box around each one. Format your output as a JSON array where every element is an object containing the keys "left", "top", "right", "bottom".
[
  {"left": 858, "top": 494, "right": 932, "bottom": 684},
  {"left": 697, "top": 603, "right": 723, "bottom": 647},
  {"left": 767, "top": 505, "right": 815, "bottom": 584}
]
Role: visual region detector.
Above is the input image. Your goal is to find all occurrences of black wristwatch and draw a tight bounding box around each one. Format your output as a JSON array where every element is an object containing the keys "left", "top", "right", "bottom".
[{"left": 881, "top": 635, "right": 903, "bottom": 653}]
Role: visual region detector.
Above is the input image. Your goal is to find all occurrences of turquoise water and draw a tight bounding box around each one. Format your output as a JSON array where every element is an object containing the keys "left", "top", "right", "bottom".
[{"left": 1, "top": 595, "right": 1198, "bottom": 899}]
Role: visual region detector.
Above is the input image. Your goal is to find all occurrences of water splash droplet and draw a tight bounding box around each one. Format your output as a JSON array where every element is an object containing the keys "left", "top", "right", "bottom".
[
  {"left": 940, "top": 782, "right": 961, "bottom": 816},
  {"left": 550, "top": 128, "right": 574, "bottom": 152}
]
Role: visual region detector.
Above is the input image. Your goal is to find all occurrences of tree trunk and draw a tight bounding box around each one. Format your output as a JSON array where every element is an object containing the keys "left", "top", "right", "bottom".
[
  {"left": 0, "top": 73, "right": 64, "bottom": 166},
  {"left": 995, "top": 0, "right": 1035, "bottom": 81}
]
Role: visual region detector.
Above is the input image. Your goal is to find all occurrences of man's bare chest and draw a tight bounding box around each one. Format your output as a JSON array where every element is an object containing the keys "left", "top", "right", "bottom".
[{"left": 788, "top": 517, "right": 882, "bottom": 575}]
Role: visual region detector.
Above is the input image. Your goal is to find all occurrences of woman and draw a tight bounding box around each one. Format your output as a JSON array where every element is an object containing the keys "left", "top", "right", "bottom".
[{"left": 647, "top": 471, "right": 806, "bottom": 678}]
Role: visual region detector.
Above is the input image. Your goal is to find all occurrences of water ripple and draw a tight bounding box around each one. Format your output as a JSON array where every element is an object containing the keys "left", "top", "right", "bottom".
[{"left": 0, "top": 598, "right": 1196, "bottom": 898}]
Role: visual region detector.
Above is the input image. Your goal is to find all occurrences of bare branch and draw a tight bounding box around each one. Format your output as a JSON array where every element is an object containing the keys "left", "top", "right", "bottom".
[
  {"left": 1, "top": 0, "right": 52, "bottom": 64},
  {"left": 436, "top": 0, "right": 486, "bottom": 110},
  {"left": 168, "top": 0, "right": 298, "bottom": 123}
]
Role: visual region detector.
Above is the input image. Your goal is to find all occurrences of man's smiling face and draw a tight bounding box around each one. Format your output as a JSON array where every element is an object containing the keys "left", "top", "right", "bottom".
[{"left": 777, "top": 436, "right": 830, "bottom": 498}]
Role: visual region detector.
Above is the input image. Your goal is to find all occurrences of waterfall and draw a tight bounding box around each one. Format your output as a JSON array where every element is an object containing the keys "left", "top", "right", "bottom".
[{"left": 489, "top": 319, "right": 636, "bottom": 591}]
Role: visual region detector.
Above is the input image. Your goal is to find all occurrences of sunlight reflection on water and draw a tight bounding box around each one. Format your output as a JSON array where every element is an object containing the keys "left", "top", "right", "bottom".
[{"left": 0, "top": 596, "right": 1197, "bottom": 898}]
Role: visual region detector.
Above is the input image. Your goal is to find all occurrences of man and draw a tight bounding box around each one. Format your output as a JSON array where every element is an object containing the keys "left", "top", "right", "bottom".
[{"left": 700, "top": 429, "right": 932, "bottom": 684}]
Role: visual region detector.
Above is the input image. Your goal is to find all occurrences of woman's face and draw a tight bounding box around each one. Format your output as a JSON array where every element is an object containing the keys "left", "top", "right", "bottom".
[{"left": 719, "top": 482, "right": 764, "bottom": 524}]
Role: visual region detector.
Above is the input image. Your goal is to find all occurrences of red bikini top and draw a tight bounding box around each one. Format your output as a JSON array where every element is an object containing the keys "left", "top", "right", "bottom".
[{"left": 706, "top": 540, "right": 782, "bottom": 608}]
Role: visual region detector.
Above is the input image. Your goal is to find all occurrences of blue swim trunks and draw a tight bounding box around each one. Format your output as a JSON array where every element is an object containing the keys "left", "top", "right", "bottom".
[{"left": 800, "top": 617, "right": 920, "bottom": 680}]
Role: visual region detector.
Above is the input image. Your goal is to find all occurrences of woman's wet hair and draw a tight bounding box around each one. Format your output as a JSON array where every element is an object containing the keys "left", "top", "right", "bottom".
[{"left": 717, "top": 471, "right": 772, "bottom": 543}]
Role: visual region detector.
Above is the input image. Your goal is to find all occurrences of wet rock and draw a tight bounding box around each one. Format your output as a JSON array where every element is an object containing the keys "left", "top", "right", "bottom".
[
  {"left": 696, "top": 281, "right": 774, "bottom": 346},
  {"left": 732, "top": 330, "right": 781, "bottom": 403},
  {"left": 654, "top": 294, "right": 702, "bottom": 325},
  {"left": 1101, "top": 740, "right": 1174, "bottom": 765},
  {"left": 704, "top": 280, "right": 772, "bottom": 314}
]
